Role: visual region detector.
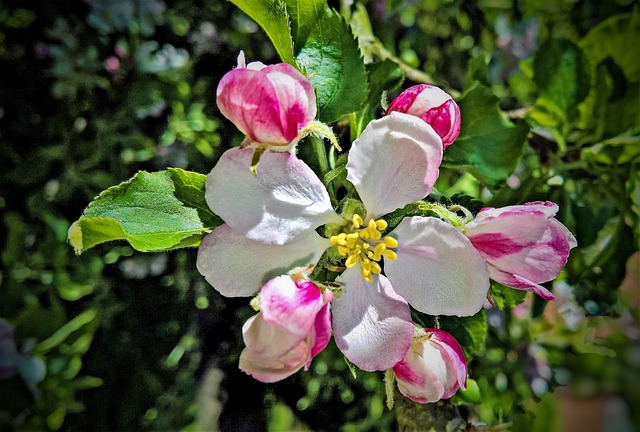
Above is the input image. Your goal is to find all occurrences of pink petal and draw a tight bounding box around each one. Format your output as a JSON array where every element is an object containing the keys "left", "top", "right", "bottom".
[
  {"left": 196, "top": 224, "right": 330, "bottom": 297},
  {"left": 393, "top": 339, "right": 448, "bottom": 403},
  {"left": 466, "top": 212, "right": 574, "bottom": 295},
  {"left": 386, "top": 84, "right": 461, "bottom": 148},
  {"left": 385, "top": 217, "right": 490, "bottom": 316},
  {"left": 239, "top": 338, "right": 309, "bottom": 383},
  {"left": 242, "top": 314, "right": 303, "bottom": 359},
  {"left": 346, "top": 113, "right": 443, "bottom": 220},
  {"left": 488, "top": 269, "right": 555, "bottom": 300},
  {"left": 259, "top": 276, "right": 329, "bottom": 339},
  {"left": 472, "top": 201, "right": 559, "bottom": 223},
  {"left": 205, "top": 147, "right": 342, "bottom": 245},
  {"left": 310, "top": 302, "right": 333, "bottom": 360},
  {"left": 332, "top": 268, "right": 413, "bottom": 371},
  {"left": 216, "top": 62, "right": 316, "bottom": 144},
  {"left": 429, "top": 329, "right": 467, "bottom": 393}
]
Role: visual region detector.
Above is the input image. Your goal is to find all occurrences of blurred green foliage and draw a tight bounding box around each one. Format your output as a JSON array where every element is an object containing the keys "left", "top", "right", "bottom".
[{"left": 1, "top": 0, "right": 638, "bottom": 431}]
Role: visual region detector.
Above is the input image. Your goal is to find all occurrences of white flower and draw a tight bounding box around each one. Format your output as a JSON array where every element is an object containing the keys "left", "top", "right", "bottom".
[{"left": 197, "top": 113, "right": 490, "bottom": 371}]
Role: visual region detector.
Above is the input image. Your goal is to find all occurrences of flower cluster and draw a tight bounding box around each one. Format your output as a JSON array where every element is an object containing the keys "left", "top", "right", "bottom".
[{"left": 197, "top": 57, "right": 576, "bottom": 403}]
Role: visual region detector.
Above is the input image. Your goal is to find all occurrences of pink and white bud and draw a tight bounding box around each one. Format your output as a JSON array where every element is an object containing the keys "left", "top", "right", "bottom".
[
  {"left": 393, "top": 328, "right": 467, "bottom": 404},
  {"left": 386, "top": 84, "right": 461, "bottom": 149},
  {"left": 465, "top": 201, "right": 577, "bottom": 301},
  {"left": 216, "top": 52, "right": 317, "bottom": 147},
  {"left": 239, "top": 275, "right": 333, "bottom": 383}
]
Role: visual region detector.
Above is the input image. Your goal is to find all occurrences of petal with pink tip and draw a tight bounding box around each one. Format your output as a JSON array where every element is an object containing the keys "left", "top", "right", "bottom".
[
  {"left": 394, "top": 340, "right": 448, "bottom": 403},
  {"left": 205, "top": 147, "right": 342, "bottom": 245},
  {"left": 470, "top": 201, "right": 560, "bottom": 224},
  {"left": 385, "top": 216, "right": 490, "bottom": 316},
  {"left": 259, "top": 276, "right": 325, "bottom": 338},
  {"left": 310, "top": 302, "right": 333, "bottom": 359},
  {"left": 429, "top": 329, "right": 467, "bottom": 395},
  {"left": 346, "top": 113, "right": 443, "bottom": 220},
  {"left": 196, "top": 224, "right": 330, "bottom": 297},
  {"left": 242, "top": 314, "right": 302, "bottom": 359},
  {"left": 332, "top": 269, "right": 413, "bottom": 371},
  {"left": 239, "top": 339, "right": 308, "bottom": 383},
  {"left": 216, "top": 63, "right": 315, "bottom": 144},
  {"left": 466, "top": 212, "right": 573, "bottom": 293},
  {"left": 489, "top": 268, "right": 555, "bottom": 300}
]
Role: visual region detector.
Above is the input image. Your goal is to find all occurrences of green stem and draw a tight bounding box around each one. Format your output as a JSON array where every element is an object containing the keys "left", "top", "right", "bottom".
[
  {"left": 311, "top": 135, "right": 330, "bottom": 177},
  {"left": 311, "top": 136, "right": 336, "bottom": 203}
]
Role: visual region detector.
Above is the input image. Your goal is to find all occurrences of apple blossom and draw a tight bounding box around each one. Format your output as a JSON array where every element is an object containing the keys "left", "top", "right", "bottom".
[
  {"left": 393, "top": 328, "right": 467, "bottom": 404},
  {"left": 216, "top": 52, "right": 316, "bottom": 147},
  {"left": 465, "top": 201, "right": 577, "bottom": 300},
  {"left": 386, "top": 84, "right": 461, "bottom": 149},
  {"left": 239, "top": 275, "right": 333, "bottom": 383},
  {"left": 197, "top": 112, "right": 491, "bottom": 372}
]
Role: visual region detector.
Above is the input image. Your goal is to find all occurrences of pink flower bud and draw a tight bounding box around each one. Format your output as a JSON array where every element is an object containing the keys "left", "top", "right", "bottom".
[
  {"left": 386, "top": 84, "right": 461, "bottom": 149},
  {"left": 239, "top": 275, "right": 332, "bottom": 383},
  {"left": 465, "top": 201, "right": 577, "bottom": 300},
  {"left": 393, "top": 328, "right": 467, "bottom": 403},
  {"left": 104, "top": 56, "right": 120, "bottom": 74},
  {"left": 216, "top": 52, "right": 317, "bottom": 146}
]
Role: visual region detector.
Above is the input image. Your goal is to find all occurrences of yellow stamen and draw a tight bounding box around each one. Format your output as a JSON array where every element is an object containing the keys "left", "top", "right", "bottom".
[
  {"left": 383, "top": 250, "right": 398, "bottom": 261},
  {"left": 352, "top": 214, "right": 364, "bottom": 229},
  {"left": 329, "top": 217, "right": 399, "bottom": 283}
]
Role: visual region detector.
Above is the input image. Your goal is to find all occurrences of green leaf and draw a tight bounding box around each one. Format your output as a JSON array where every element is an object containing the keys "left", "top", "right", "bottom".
[
  {"left": 454, "top": 378, "right": 482, "bottom": 404},
  {"left": 490, "top": 282, "right": 527, "bottom": 310},
  {"left": 443, "top": 83, "right": 529, "bottom": 187},
  {"left": 296, "top": 6, "right": 368, "bottom": 123},
  {"left": 581, "top": 9, "right": 640, "bottom": 82},
  {"left": 282, "top": 0, "right": 325, "bottom": 50},
  {"left": 414, "top": 309, "right": 488, "bottom": 358},
  {"left": 350, "top": 59, "right": 404, "bottom": 139},
  {"left": 69, "top": 170, "right": 220, "bottom": 254},
  {"left": 229, "top": 0, "right": 296, "bottom": 65},
  {"left": 581, "top": 133, "right": 640, "bottom": 166},
  {"left": 529, "top": 38, "right": 591, "bottom": 147}
]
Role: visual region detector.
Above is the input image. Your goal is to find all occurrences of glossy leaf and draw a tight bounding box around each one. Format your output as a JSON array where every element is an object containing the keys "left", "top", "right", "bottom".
[
  {"left": 443, "top": 83, "right": 529, "bottom": 187},
  {"left": 229, "top": 0, "right": 296, "bottom": 65},
  {"left": 296, "top": 6, "right": 368, "bottom": 123},
  {"left": 68, "top": 170, "right": 220, "bottom": 254},
  {"left": 351, "top": 60, "right": 405, "bottom": 139}
]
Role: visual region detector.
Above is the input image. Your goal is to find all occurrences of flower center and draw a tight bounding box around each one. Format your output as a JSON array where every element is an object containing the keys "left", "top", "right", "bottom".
[{"left": 330, "top": 214, "right": 398, "bottom": 283}]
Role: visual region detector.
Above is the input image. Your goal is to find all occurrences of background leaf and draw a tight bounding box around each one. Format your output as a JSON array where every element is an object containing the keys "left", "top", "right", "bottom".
[
  {"left": 282, "top": 0, "right": 325, "bottom": 50},
  {"left": 414, "top": 309, "right": 488, "bottom": 358},
  {"left": 229, "top": 0, "right": 296, "bottom": 65},
  {"left": 296, "top": 6, "right": 368, "bottom": 123},
  {"left": 350, "top": 60, "right": 404, "bottom": 139},
  {"left": 68, "top": 170, "right": 220, "bottom": 254},
  {"left": 580, "top": 9, "right": 640, "bottom": 82},
  {"left": 442, "top": 83, "right": 529, "bottom": 187},
  {"left": 528, "top": 38, "right": 591, "bottom": 146}
]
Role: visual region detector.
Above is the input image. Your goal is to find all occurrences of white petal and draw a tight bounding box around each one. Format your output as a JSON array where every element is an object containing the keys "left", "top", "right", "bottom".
[
  {"left": 196, "top": 224, "right": 330, "bottom": 297},
  {"left": 205, "top": 147, "right": 342, "bottom": 245},
  {"left": 385, "top": 217, "right": 490, "bottom": 316},
  {"left": 242, "top": 314, "right": 302, "bottom": 359},
  {"left": 346, "top": 113, "right": 443, "bottom": 220},
  {"left": 332, "top": 269, "right": 413, "bottom": 371}
]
